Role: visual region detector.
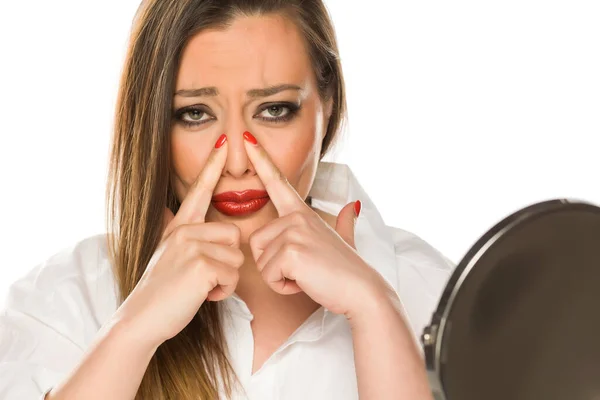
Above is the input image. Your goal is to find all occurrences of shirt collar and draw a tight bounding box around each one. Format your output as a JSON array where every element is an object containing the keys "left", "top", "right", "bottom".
[
  {"left": 308, "top": 161, "right": 399, "bottom": 294},
  {"left": 225, "top": 161, "right": 399, "bottom": 328}
]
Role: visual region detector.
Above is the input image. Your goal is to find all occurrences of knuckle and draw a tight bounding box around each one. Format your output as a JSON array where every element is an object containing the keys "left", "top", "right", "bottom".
[
  {"left": 171, "top": 224, "right": 188, "bottom": 244},
  {"left": 291, "top": 211, "right": 308, "bottom": 226},
  {"left": 284, "top": 241, "right": 304, "bottom": 256},
  {"left": 183, "top": 240, "right": 201, "bottom": 258},
  {"left": 204, "top": 273, "right": 218, "bottom": 290},
  {"left": 229, "top": 224, "right": 242, "bottom": 246},
  {"left": 194, "top": 256, "right": 216, "bottom": 283},
  {"left": 283, "top": 227, "right": 303, "bottom": 243},
  {"left": 194, "top": 253, "right": 210, "bottom": 271},
  {"left": 248, "top": 230, "right": 261, "bottom": 249},
  {"left": 230, "top": 269, "right": 240, "bottom": 284},
  {"left": 232, "top": 249, "right": 245, "bottom": 268}
]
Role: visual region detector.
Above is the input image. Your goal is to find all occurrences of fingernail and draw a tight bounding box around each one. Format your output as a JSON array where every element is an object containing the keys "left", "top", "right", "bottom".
[
  {"left": 354, "top": 200, "right": 361, "bottom": 217},
  {"left": 215, "top": 134, "right": 227, "bottom": 148},
  {"left": 243, "top": 131, "right": 257, "bottom": 145}
]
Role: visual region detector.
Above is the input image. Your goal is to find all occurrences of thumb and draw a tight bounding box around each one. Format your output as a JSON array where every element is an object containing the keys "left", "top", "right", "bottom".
[{"left": 335, "top": 200, "right": 361, "bottom": 249}]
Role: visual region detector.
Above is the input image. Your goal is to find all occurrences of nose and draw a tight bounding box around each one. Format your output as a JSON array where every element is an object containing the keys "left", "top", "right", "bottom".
[{"left": 221, "top": 118, "right": 254, "bottom": 179}]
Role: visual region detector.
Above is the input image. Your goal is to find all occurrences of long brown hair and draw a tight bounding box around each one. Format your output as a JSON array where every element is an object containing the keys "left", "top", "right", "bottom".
[{"left": 106, "top": 0, "right": 346, "bottom": 398}]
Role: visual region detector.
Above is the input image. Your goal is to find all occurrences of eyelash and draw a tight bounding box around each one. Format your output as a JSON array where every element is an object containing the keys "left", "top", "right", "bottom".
[{"left": 173, "top": 102, "right": 300, "bottom": 129}]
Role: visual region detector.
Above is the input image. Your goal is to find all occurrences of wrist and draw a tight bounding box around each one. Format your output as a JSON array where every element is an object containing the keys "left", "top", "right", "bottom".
[
  {"left": 105, "top": 315, "right": 162, "bottom": 356},
  {"left": 345, "top": 276, "right": 404, "bottom": 329}
]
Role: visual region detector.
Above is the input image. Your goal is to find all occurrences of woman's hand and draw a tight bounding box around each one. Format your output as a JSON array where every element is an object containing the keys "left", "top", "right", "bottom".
[
  {"left": 113, "top": 136, "right": 244, "bottom": 347},
  {"left": 243, "top": 132, "right": 390, "bottom": 319}
]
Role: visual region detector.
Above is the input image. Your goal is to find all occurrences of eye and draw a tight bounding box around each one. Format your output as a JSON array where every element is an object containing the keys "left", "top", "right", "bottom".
[
  {"left": 173, "top": 105, "right": 215, "bottom": 128},
  {"left": 263, "top": 105, "right": 287, "bottom": 117},
  {"left": 181, "top": 108, "right": 211, "bottom": 123},
  {"left": 254, "top": 102, "right": 300, "bottom": 123},
  {"left": 186, "top": 109, "right": 206, "bottom": 121}
]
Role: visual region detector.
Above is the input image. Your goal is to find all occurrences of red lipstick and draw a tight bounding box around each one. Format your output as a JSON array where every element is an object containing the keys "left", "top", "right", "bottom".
[{"left": 211, "top": 189, "right": 270, "bottom": 216}]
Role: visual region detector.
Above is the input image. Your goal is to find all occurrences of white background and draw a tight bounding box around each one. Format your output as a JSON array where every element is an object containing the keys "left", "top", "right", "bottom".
[{"left": 0, "top": 1, "right": 598, "bottom": 304}]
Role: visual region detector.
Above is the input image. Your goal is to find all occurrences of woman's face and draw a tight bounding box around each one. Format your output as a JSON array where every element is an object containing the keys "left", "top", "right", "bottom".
[{"left": 170, "top": 14, "right": 332, "bottom": 242}]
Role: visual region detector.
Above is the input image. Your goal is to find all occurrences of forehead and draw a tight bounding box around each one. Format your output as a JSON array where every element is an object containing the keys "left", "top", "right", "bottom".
[{"left": 175, "top": 14, "right": 313, "bottom": 91}]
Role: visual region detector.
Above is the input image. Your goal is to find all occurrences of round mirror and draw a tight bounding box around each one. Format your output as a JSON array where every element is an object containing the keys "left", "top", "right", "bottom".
[{"left": 422, "top": 199, "right": 600, "bottom": 400}]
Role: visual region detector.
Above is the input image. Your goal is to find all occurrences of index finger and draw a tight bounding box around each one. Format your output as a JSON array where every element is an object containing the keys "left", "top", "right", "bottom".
[
  {"left": 170, "top": 134, "right": 228, "bottom": 228},
  {"left": 242, "top": 131, "right": 308, "bottom": 216}
]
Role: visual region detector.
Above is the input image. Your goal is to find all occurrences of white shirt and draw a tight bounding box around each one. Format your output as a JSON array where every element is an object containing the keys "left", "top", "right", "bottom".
[{"left": 0, "top": 161, "right": 454, "bottom": 400}]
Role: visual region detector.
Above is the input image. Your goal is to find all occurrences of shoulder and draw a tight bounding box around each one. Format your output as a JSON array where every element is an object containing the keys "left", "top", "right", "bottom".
[
  {"left": 386, "top": 225, "right": 454, "bottom": 273},
  {"left": 2, "top": 233, "right": 119, "bottom": 347},
  {"left": 6, "top": 233, "right": 116, "bottom": 297},
  {"left": 0, "top": 235, "right": 119, "bottom": 393},
  {"left": 384, "top": 225, "right": 455, "bottom": 340}
]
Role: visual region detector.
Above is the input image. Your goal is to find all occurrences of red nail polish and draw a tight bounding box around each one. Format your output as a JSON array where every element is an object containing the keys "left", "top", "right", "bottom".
[
  {"left": 215, "top": 134, "right": 227, "bottom": 148},
  {"left": 243, "top": 131, "right": 257, "bottom": 145},
  {"left": 354, "top": 200, "right": 361, "bottom": 217}
]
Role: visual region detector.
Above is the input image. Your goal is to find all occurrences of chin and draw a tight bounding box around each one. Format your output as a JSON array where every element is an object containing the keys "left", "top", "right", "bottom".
[
  {"left": 237, "top": 218, "right": 270, "bottom": 244},
  {"left": 207, "top": 205, "right": 277, "bottom": 243}
]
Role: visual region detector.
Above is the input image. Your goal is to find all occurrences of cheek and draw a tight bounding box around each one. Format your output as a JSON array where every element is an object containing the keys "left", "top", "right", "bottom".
[
  {"left": 171, "top": 133, "right": 212, "bottom": 188},
  {"left": 264, "top": 121, "right": 321, "bottom": 190}
]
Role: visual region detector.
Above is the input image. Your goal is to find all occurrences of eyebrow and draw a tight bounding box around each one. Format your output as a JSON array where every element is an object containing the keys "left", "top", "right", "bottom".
[{"left": 174, "top": 84, "right": 303, "bottom": 98}]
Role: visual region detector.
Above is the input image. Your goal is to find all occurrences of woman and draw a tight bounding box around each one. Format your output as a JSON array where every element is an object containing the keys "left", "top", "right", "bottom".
[{"left": 0, "top": 0, "right": 453, "bottom": 399}]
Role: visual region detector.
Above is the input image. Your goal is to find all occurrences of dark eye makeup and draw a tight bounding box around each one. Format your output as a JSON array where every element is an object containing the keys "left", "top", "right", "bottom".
[{"left": 172, "top": 102, "right": 301, "bottom": 129}]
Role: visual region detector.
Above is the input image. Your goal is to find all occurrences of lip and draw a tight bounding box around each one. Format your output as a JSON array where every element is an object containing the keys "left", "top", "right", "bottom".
[
  {"left": 211, "top": 189, "right": 269, "bottom": 202},
  {"left": 211, "top": 190, "right": 270, "bottom": 216}
]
